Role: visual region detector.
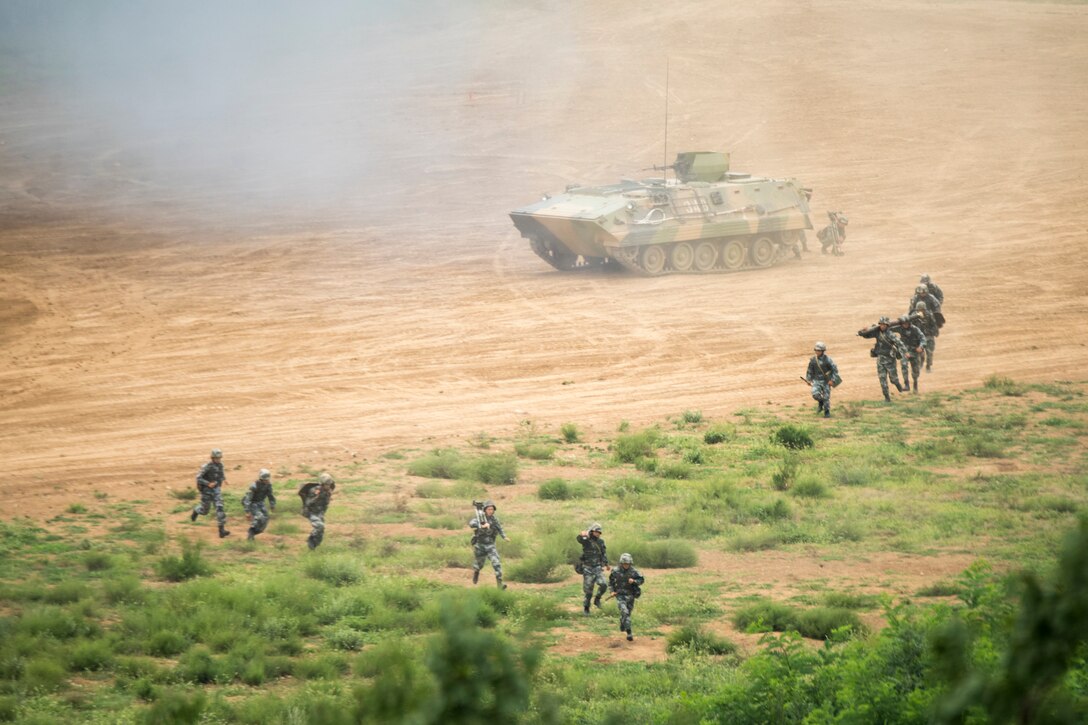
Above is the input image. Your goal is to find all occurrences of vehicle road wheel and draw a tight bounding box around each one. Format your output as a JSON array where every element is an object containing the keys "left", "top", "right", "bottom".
[
  {"left": 640, "top": 245, "right": 667, "bottom": 275},
  {"left": 693, "top": 242, "right": 717, "bottom": 272},
  {"left": 749, "top": 236, "right": 775, "bottom": 267},
  {"left": 669, "top": 242, "right": 694, "bottom": 272},
  {"left": 721, "top": 239, "right": 746, "bottom": 270}
]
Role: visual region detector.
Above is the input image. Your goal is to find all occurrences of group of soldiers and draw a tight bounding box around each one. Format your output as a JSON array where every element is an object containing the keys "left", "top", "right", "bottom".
[
  {"left": 190, "top": 456, "right": 645, "bottom": 641},
  {"left": 190, "top": 449, "right": 335, "bottom": 550},
  {"left": 470, "top": 502, "right": 645, "bottom": 642},
  {"left": 806, "top": 274, "right": 946, "bottom": 413}
]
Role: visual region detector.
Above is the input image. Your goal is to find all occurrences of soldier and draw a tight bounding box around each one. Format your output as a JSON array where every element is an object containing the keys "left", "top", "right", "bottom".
[
  {"left": 857, "top": 316, "right": 907, "bottom": 402},
  {"left": 469, "top": 500, "right": 509, "bottom": 589},
  {"left": 909, "top": 284, "right": 942, "bottom": 318},
  {"left": 817, "top": 211, "right": 848, "bottom": 256},
  {"left": 912, "top": 301, "right": 939, "bottom": 372},
  {"left": 577, "top": 523, "right": 610, "bottom": 615},
  {"left": 895, "top": 315, "right": 927, "bottom": 392},
  {"left": 609, "top": 553, "right": 645, "bottom": 642},
  {"left": 805, "top": 341, "right": 840, "bottom": 418},
  {"left": 242, "top": 468, "right": 277, "bottom": 542},
  {"left": 300, "top": 473, "right": 335, "bottom": 550},
  {"left": 919, "top": 274, "right": 944, "bottom": 306},
  {"left": 190, "top": 448, "right": 230, "bottom": 538}
]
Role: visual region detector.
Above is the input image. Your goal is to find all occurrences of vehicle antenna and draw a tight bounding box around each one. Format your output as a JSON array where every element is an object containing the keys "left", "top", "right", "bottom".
[{"left": 662, "top": 57, "right": 669, "bottom": 184}]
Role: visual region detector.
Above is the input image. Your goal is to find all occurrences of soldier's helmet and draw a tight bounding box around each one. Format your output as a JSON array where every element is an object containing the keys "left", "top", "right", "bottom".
[
  {"left": 914, "top": 301, "right": 927, "bottom": 311},
  {"left": 915, "top": 285, "right": 928, "bottom": 295},
  {"left": 589, "top": 522, "right": 603, "bottom": 533},
  {"left": 482, "top": 499, "right": 496, "bottom": 511},
  {"left": 838, "top": 214, "right": 848, "bottom": 225},
  {"left": 619, "top": 553, "right": 634, "bottom": 565},
  {"left": 211, "top": 448, "right": 223, "bottom": 459},
  {"left": 898, "top": 315, "right": 911, "bottom": 324},
  {"left": 920, "top": 274, "right": 931, "bottom": 283},
  {"left": 318, "top": 473, "right": 335, "bottom": 488},
  {"left": 878, "top": 316, "right": 890, "bottom": 325},
  {"left": 258, "top": 468, "right": 271, "bottom": 480}
]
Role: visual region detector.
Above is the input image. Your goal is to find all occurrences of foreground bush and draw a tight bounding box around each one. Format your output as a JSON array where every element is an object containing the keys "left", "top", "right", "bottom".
[
  {"left": 617, "top": 539, "right": 698, "bottom": 569},
  {"left": 772, "top": 424, "right": 814, "bottom": 450},
  {"left": 155, "top": 540, "right": 212, "bottom": 582},
  {"left": 666, "top": 624, "right": 737, "bottom": 655}
]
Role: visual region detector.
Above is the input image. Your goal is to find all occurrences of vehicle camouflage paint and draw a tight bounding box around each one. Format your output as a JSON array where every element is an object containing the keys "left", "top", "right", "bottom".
[{"left": 509, "top": 152, "right": 814, "bottom": 275}]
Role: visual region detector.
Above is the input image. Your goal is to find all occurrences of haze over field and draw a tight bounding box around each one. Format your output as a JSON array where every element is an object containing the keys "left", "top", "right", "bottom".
[{"left": 1, "top": 0, "right": 1087, "bottom": 512}]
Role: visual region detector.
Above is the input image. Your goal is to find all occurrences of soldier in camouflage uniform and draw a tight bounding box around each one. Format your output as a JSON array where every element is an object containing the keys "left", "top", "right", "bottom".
[
  {"left": 577, "top": 523, "right": 610, "bottom": 615},
  {"left": 909, "top": 284, "right": 942, "bottom": 318},
  {"left": 817, "top": 211, "right": 848, "bottom": 256},
  {"left": 242, "top": 468, "right": 277, "bottom": 541},
  {"left": 469, "top": 500, "right": 509, "bottom": 589},
  {"left": 919, "top": 274, "right": 944, "bottom": 306},
  {"left": 895, "top": 315, "right": 927, "bottom": 393},
  {"left": 609, "top": 553, "right": 645, "bottom": 642},
  {"left": 190, "top": 448, "right": 230, "bottom": 538},
  {"left": 805, "top": 341, "right": 840, "bottom": 418},
  {"left": 300, "top": 473, "right": 335, "bottom": 550},
  {"left": 857, "top": 316, "right": 907, "bottom": 402},
  {"left": 912, "top": 301, "right": 939, "bottom": 372}
]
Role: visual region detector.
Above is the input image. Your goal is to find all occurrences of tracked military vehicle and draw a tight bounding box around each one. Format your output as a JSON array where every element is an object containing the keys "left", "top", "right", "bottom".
[{"left": 510, "top": 152, "right": 814, "bottom": 275}]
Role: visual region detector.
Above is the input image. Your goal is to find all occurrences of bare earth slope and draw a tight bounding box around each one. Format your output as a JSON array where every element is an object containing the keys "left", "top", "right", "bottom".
[{"left": 1, "top": 0, "right": 1087, "bottom": 514}]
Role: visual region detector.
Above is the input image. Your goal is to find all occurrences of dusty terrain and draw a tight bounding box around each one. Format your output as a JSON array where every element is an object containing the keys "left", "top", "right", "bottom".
[{"left": 2, "top": 0, "right": 1087, "bottom": 519}]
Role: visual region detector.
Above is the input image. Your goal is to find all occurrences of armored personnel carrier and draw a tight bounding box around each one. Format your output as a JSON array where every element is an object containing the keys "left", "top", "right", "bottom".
[{"left": 510, "top": 152, "right": 814, "bottom": 275}]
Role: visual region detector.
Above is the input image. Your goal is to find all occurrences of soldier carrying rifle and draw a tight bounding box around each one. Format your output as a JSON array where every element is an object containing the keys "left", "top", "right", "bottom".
[
  {"left": 608, "top": 553, "right": 645, "bottom": 642},
  {"left": 817, "top": 211, "right": 848, "bottom": 256},
  {"left": 190, "top": 448, "right": 230, "bottom": 539},
  {"left": 804, "top": 341, "right": 841, "bottom": 418},
  {"left": 857, "top": 316, "right": 907, "bottom": 403},
  {"left": 469, "top": 500, "right": 509, "bottom": 589},
  {"left": 894, "top": 315, "right": 927, "bottom": 392}
]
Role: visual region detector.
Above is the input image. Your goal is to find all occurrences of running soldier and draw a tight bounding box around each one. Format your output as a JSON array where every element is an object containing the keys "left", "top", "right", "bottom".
[
  {"left": 909, "top": 284, "right": 943, "bottom": 319},
  {"left": 919, "top": 274, "right": 944, "bottom": 306},
  {"left": 857, "top": 316, "right": 907, "bottom": 402},
  {"left": 300, "top": 473, "right": 335, "bottom": 550},
  {"left": 469, "top": 500, "right": 509, "bottom": 589},
  {"left": 805, "top": 341, "right": 840, "bottom": 418},
  {"left": 912, "top": 301, "right": 939, "bottom": 372},
  {"left": 895, "top": 315, "right": 927, "bottom": 392},
  {"left": 817, "top": 211, "right": 848, "bottom": 256},
  {"left": 577, "top": 523, "right": 610, "bottom": 615},
  {"left": 191, "top": 448, "right": 230, "bottom": 538},
  {"left": 609, "top": 553, "right": 645, "bottom": 642},
  {"left": 242, "top": 469, "right": 277, "bottom": 541}
]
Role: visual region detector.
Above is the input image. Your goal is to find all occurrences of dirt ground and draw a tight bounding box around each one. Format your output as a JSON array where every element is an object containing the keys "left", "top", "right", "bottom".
[{"left": 2, "top": 0, "right": 1087, "bottom": 520}]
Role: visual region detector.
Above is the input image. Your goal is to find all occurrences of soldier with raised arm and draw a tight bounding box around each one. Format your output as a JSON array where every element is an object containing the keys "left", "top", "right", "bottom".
[{"left": 577, "top": 523, "right": 610, "bottom": 615}]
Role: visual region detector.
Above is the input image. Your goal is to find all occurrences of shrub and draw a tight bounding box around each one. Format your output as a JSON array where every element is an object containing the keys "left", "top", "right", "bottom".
[
  {"left": 0, "top": 696, "right": 17, "bottom": 722},
  {"left": 146, "top": 630, "right": 189, "bottom": 658},
  {"left": 293, "top": 653, "right": 349, "bottom": 680},
  {"left": 791, "top": 478, "right": 829, "bottom": 499},
  {"left": 704, "top": 424, "right": 732, "bottom": 444},
  {"left": 560, "top": 423, "right": 580, "bottom": 443},
  {"left": 506, "top": 555, "right": 566, "bottom": 584},
  {"left": 619, "top": 539, "right": 698, "bottom": 569},
  {"left": 822, "top": 591, "right": 880, "bottom": 610},
  {"left": 612, "top": 429, "right": 661, "bottom": 463},
  {"left": 44, "top": 580, "right": 89, "bottom": 604},
  {"left": 18, "top": 606, "right": 96, "bottom": 640},
  {"left": 830, "top": 463, "right": 876, "bottom": 487},
  {"left": 155, "top": 540, "right": 212, "bottom": 582},
  {"left": 68, "top": 639, "right": 114, "bottom": 672},
  {"left": 326, "top": 627, "right": 365, "bottom": 651},
  {"left": 795, "top": 607, "right": 865, "bottom": 639},
  {"left": 681, "top": 410, "right": 704, "bottom": 425},
  {"left": 983, "top": 374, "right": 1025, "bottom": 396},
  {"left": 103, "top": 575, "right": 145, "bottom": 605},
  {"left": 772, "top": 454, "right": 801, "bottom": 491},
  {"left": 304, "top": 555, "right": 365, "bottom": 586},
  {"left": 82, "top": 551, "right": 113, "bottom": 571},
  {"left": 773, "top": 425, "right": 814, "bottom": 450},
  {"left": 407, "top": 449, "right": 463, "bottom": 479},
  {"left": 657, "top": 461, "right": 694, "bottom": 480},
  {"left": 176, "top": 646, "right": 223, "bottom": 684},
  {"left": 22, "top": 656, "right": 67, "bottom": 693},
  {"left": 749, "top": 498, "right": 793, "bottom": 523},
  {"left": 470, "top": 454, "right": 518, "bottom": 485},
  {"left": 732, "top": 599, "right": 798, "bottom": 633},
  {"left": 66, "top": 503, "right": 87, "bottom": 514},
  {"left": 666, "top": 624, "right": 737, "bottom": 655},
  {"left": 538, "top": 478, "right": 572, "bottom": 500},
  {"left": 141, "top": 688, "right": 205, "bottom": 725},
  {"left": 514, "top": 442, "right": 556, "bottom": 461}
]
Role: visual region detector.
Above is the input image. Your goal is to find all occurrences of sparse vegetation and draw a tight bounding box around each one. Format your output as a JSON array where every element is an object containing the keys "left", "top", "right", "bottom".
[{"left": 560, "top": 423, "right": 581, "bottom": 443}]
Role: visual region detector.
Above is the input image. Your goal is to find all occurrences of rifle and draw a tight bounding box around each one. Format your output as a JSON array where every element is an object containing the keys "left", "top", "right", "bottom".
[{"left": 470, "top": 500, "right": 487, "bottom": 545}]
